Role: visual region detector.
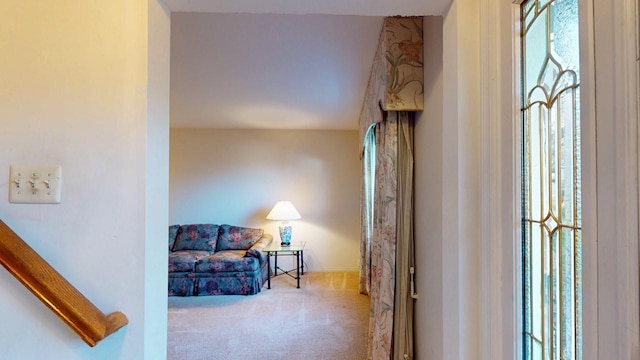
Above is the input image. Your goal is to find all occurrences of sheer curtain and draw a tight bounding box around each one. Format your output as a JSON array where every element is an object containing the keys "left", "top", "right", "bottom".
[{"left": 362, "top": 111, "right": 415, "bottom": 360}]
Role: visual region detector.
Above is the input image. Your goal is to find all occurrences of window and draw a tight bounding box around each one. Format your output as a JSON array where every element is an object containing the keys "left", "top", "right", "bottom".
[
  {"left": 363, "top": 124, "right": 376, "bottom": 246},
  {"left": 520, "top": 0, "right": 582, "bottom": 359}
]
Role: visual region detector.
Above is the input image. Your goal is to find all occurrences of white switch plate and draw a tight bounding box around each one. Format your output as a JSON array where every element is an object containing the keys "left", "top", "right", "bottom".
[{"left": 9, "top": 164, "right": 62, "bottom": 204}]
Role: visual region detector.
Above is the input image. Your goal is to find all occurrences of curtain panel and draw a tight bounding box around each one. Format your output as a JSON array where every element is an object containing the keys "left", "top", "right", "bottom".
[
  {"left": 392, "top": 113, "right": 415, "bottom": 360},
  {"left": 366, "top": 115, "right": 399, "bottom": 360},
  {"left": 358, "top": 16, "right": 423, "bottom": 296},
  {"left": 365, "top": 112, "right": 415, "bottom": 360},
  {"left": 358, "top": 16, "right": 422, "bottom": 360}
]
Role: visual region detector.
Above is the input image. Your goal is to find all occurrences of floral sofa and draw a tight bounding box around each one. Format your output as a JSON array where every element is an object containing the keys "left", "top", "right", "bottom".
[{"left": 168, "top": 224, "right": 272, "bottom": 296}]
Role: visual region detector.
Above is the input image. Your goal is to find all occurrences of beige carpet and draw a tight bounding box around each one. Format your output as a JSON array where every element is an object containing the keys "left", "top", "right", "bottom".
[{"left": 167, "top": 271, "right": 370, "bottom": 360}]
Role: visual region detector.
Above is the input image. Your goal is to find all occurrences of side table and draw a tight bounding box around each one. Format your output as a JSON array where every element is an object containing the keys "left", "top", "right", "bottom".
[{"left": 263, "top": 241, "right": 305, "bottom": 289}]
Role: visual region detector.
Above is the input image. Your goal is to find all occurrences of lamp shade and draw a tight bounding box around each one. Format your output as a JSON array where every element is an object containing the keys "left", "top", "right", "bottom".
[{"left": 266, "top": 201, "right": 302, "bottom": 221}]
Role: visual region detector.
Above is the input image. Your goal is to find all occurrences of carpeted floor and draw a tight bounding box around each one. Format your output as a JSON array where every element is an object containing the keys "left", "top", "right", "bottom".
[{"left": 167, "top": 271, "right": 370, "bottom": 360}]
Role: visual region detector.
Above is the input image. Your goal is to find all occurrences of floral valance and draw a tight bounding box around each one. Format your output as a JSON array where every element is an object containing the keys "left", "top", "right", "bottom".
[{"left": 359, "top": 17, "right": 423, "bottom": 148}]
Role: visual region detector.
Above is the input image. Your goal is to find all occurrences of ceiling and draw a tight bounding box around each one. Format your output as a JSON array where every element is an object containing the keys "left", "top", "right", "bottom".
[
  {"left": 163, "top": 0, "right": 451, "bottom": 17},
  {"left": 167, "top": 1, "right": 451, "bottom": 130}
]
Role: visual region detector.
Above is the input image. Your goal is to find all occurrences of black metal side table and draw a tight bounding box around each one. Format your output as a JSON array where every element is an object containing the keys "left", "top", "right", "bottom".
[{"left": 263, "top": 241, "right": 305, "bottom": 288}]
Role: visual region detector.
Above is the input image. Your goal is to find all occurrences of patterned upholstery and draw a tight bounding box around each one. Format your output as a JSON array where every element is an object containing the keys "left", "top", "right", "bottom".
[
  {"left": 195, "top": 251, "right": 259, "bottom": 273},
  {"left": 168, "top": 224, "right": 272, "bottom": 296},
  {"left": 168, "top": 275, "right": 196, "bottom": 297},
  {"left": 172, "top": 224, "right": 219, "bottom": 251},
  {"left": 216, "top": 225, "right": 264, "bottom": 251},
  {"left": 245, "top": 235, "right": 272, "bottom": 264},
  {"left": 168, "top": 225, "right": 180, "bottom": 251},
  {"left": 169, "top": 250, "right": 210, "bottom": 272},
  {"left": 195, "top": 268, "right": 266, "bottom": 296}
]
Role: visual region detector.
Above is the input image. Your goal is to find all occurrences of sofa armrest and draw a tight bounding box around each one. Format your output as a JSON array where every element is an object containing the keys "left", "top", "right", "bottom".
[
  {"left": 250, "top": 234, "right": 273, "bottom": 251},
  {"left": 245, "top": 234, "right": 273, "bottom": 264}
]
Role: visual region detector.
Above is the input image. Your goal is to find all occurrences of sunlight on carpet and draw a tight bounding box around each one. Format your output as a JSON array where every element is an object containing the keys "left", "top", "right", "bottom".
[{"left": 167, "top": 272, "right": 370, "bottom": 360}]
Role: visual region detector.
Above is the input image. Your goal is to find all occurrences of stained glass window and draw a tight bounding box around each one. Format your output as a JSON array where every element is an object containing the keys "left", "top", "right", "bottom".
[{"left": 521, "top": 0, "right": 582, "bottom": 359}]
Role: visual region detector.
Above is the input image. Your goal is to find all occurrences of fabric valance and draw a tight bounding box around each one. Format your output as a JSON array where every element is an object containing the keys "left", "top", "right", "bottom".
[{"left": 358, "top": 17, "right": 424, "bottom": 149}]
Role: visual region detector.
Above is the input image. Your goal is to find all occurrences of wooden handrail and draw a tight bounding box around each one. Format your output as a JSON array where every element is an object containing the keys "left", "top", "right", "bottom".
[{"left": 0, "top": 220, "right": 128, "bottom": 347}]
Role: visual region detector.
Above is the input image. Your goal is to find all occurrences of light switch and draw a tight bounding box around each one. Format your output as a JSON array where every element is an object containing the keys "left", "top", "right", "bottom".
[{"left": 9, "top": 165, "right": 62, "bottom": 204}]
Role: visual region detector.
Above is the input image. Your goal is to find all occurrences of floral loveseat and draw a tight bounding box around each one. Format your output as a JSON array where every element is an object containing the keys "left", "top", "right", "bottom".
[{"left": 168, "top": 224, "right": 272, "bottom": 296}]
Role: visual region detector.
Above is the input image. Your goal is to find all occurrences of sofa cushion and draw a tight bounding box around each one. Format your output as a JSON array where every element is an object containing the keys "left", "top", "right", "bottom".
[
  {"left": 169, "top": 250, "right": 211, "bottom": 272},
  {"left": 216, "top": 225, "right": 264, "bottom": 251},
  {"left": 173, "top": 224, "right": 219, "bottom": 251},
  {"left": 168, "top": 225, "right": 180, "bottom": 251},
  {"left": 195, "top": 250, "right": 259, "bottom": 273}
]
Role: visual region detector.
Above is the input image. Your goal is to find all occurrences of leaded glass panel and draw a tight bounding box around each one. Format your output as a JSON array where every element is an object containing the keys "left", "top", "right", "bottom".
[{"left": 521, "top": 0, "right": 582, "bottom": 359}]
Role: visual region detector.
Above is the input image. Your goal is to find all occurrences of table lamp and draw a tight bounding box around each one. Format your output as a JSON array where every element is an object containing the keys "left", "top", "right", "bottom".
[{"left": 266, "top": 200, "right": 302, "bottom": 246}]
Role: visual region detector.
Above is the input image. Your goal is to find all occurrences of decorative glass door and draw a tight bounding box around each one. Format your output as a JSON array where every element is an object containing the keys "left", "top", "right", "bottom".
[{"left": 520, "top": 0, "right": 582, "bottom": 359}]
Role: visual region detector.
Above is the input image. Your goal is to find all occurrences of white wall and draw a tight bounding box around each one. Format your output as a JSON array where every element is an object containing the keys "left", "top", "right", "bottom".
[
  {"left": 145, "top": 1, "right": 171, "bottom": 359},
  {"left": 0, "top": 1, "right": 169, "bottom": 359},
  {"left": 414, "top": 0, "right": 640, "bottom": 359},
  {"left": 169, "top": 129, "right": 360, "bottom": 272},
  {"left": 589, "top": 0, "right": 640, "bottom": 357},
  {"left": 434, "top": 0, "right": 484, "bottom": 358}
]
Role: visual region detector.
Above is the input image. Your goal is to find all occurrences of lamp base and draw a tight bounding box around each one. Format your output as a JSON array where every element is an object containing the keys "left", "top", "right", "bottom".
[{"left": 279, "top": 224, "right": 292, "bottom": 246}]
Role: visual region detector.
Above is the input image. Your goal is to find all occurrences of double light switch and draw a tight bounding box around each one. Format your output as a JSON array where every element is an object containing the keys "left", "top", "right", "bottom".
[{"left": 9, "top": 164, "right": 62, "bottom": 204}]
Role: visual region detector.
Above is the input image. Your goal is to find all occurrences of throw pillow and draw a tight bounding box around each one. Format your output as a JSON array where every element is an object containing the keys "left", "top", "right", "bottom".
[
  {"left": 168, "top": 224, "right": 180, "bottom": 252},
  {"left": 217, "top": 225, "right": 264, "bottom": 251},
  {"left": 172, "top": 224, "right": 219, "bottom": 251}
]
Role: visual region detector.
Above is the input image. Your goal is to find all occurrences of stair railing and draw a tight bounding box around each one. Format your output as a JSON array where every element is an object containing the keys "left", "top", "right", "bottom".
[{"left": 0, "top": 220, "right": 128, "bottom": 346}]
